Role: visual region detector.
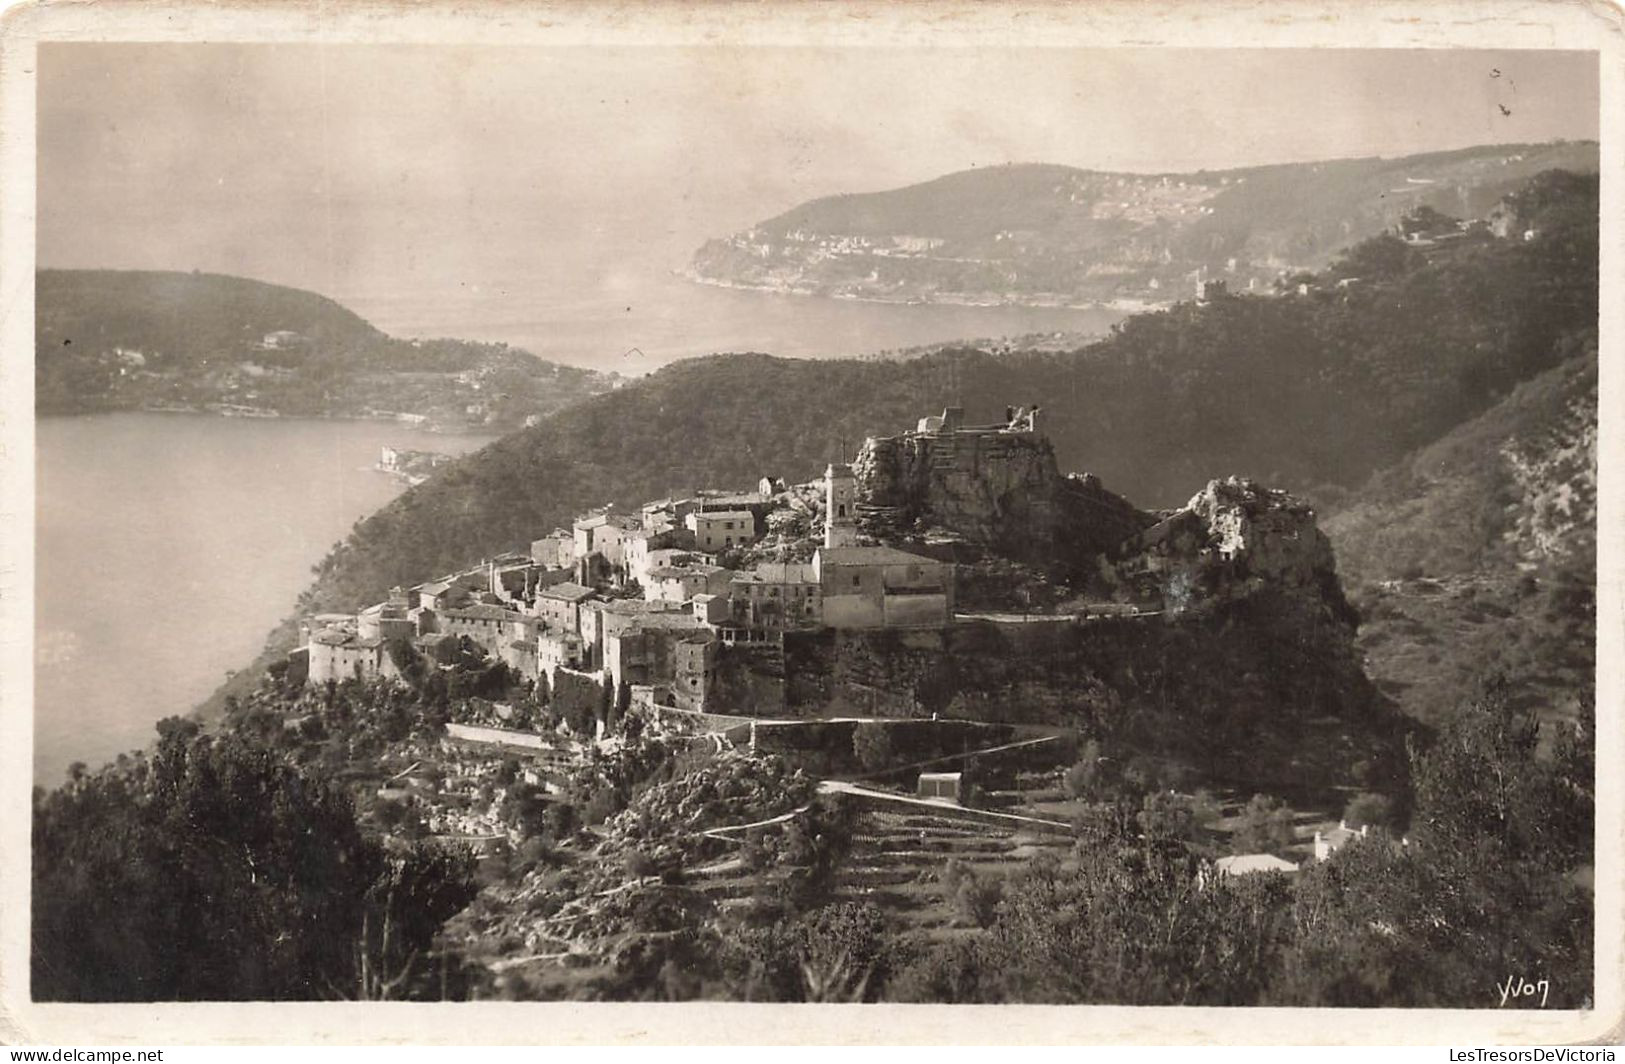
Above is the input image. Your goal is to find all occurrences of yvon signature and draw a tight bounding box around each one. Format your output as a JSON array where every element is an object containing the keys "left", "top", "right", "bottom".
[{"left": 1498, "top": 974, "right": 1550, "bottom": 1007}]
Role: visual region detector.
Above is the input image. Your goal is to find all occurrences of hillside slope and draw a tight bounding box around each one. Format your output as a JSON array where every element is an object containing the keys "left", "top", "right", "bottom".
[
  {"left": 36, "top": 269, "right": 613, "bottom": 429},
  {"left": 691, "top": 142, "right": 1597, "bottom": 307},
  {"left": 1324, "top": 352, "right": 1596, "bottom": 733}
]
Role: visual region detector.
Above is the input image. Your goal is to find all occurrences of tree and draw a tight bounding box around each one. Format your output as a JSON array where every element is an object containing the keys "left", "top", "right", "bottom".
[
  {"left": 1274, "top": 676, "right": 1595, "bottom": 1008},
  {"left": 941, "top": 859, "right": 1004, "bottom": 928},
  {"left": 1136, "top": 790, "right": 1212, "bottom": 846},
  {"left": 373, "top": 797, "right": 409, "bottom": 832},
  {"left": 1341, "top": 792, "right": 1394, "bottom": 832},
  {"left": 354, "top": 843, "right": 480, "bottom": 1001},
  {"left": 598, "top": 675, "right": 615, "bottom": 734},
  {"left": 614, "top": 680, "right": 632, "bottom": 730},
  {"left": 1062, "top": 740, "right": 1112, "bottom": 800},
  {"left": 851, "top": 722, "right": 894, "bottom": 774},
  {"left": 544, "top": 800, "right": 580, "bottom": 842},
  {"left": 1233, "top": 794, "right": 1297, "bottom": 855},
  {"left": 32, "top": 728, "right": 477, "bottom": 1001},
  {"left": 1326, "top": 233, "right": 1418, "bottom": 283}
]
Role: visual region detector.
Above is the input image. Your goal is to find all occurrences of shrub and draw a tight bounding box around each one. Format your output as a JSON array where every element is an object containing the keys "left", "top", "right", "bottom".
[
  {"left": 1232, "top": 793, "right": 1297, "bottom": 855},
  {"left": 941, "top": 860, "right": 1003, "bottom": 928},
  {"left": 1342, "top": 792, "right": 1395, "bottom": 831},
  {"left": 852, "top": 722, "right": 894, "bottom": 774},
  {"left": 625, "top": 848, "right": 658, "bottom": 878}
]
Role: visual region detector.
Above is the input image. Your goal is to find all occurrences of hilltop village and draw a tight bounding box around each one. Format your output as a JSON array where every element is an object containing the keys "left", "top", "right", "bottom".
[
  {"left": 294, "top": 402, "right": 1364, "bottom": 748},
  {"left": 296, "top": 407, "right": 1030, "bottom": 712},
  {"left": 265, "top": 404, "right": 1409, "bottom": 992}
]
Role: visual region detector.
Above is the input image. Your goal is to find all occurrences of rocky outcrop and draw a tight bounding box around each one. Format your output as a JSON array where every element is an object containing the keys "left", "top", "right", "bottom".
[
  {"left": 1112, "top": 476, "right": 1349, "bottom": 619},
  {"left": 852, "top": 426, "right": 1152, "bottom": 572},
  {"left": 1501, "top": 384, "right": 1596, "bottom": 565}
]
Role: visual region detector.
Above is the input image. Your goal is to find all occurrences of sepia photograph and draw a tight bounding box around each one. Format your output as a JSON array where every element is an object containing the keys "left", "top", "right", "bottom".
[{"left": 0, "top": 0, "right": 1617, "bottom": 1047}]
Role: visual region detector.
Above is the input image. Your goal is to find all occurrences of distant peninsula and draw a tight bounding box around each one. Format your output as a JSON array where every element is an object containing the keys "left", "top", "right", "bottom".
[
  {"left": 36, "top": 269, "right": 618, "bottom": 432},
  {"left": 689, "top": 141, "right": 1598, "bottom": 308}
]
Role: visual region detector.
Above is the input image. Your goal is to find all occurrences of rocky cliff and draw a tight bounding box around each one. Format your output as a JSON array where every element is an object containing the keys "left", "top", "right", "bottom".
[
  {"left": 774, "top": 600, "right": 1405, "bottom": 796},
  {"left": 1112, "top": 476, "right": 1351, "bottom": 621},
  {"left": 852, "top": 426, "right": 1153, "bottom": 572}
]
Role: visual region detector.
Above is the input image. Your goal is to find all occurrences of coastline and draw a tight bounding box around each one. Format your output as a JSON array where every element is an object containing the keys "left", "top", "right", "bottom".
[
  {"left": 677, "top": 266, "right": 1170, "bottom": 315},
  {"left": 35, "top": 404, "right": 509, "bottom": 437}
]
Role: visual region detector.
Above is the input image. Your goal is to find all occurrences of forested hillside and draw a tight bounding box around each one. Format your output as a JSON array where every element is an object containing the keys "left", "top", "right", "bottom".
[
  {"left": 297, "top": 170, "right": 1597, "bottom": 624},
  {"left": 36, "top": 269, "right": 613, "bottom": 429}
]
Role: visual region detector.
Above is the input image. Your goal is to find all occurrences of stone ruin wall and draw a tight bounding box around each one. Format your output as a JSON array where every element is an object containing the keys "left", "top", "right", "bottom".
[{"left": 852, "top": 425, "right": 1153, "bottom": 567}]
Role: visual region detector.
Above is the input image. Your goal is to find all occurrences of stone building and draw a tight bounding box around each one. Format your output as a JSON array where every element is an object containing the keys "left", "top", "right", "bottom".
[
  {"left": 530, "top": 529, "right": 577, "bottom": 570},
  {"left": 534, "top": 582, "right": 596, "bottom": 634},
  {"left": 823, "top": 463, "right": 859, "bottom": 548},
  {"left": 438, "top": 603, "right": 526, "bottom": 655},
  {"left": 580, "top": 598, "right": 690, "bottom": 670},
  {"left": 685, "top": 509, "right": 757, "bottom": 552},
  {"left": 644, "top": 562, "right": 733, "bottom": 603},
  {"left": 671, "top": 633, "right": 720, "bottom": 711},
  {"left": 813, "top": 544, "right": 954, "bottom": 628},
  {"left": 307, "top": 626, "right": 396, "bottom": 685},
  {"left": 729, "top": 561, "right": 822, "bottom": 629},
  {"left": 603, "top": 612, "right": 710, "bottom": 691},
  {"left": 573, "top": 509, "right": 639, "bottom": 567},
  {"left": 357, "top": 601, "right": 415, "bottom": 643}
]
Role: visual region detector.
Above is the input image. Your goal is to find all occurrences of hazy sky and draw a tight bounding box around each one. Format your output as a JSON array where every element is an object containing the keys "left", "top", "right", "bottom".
[{"left": 38, "top": 44, "right": 1598, "bottom": 311}]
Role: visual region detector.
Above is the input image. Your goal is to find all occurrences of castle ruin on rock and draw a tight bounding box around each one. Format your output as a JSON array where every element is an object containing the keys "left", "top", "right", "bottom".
[{"left": 850, "top": 405, "right": 1155, "bottom": 571}]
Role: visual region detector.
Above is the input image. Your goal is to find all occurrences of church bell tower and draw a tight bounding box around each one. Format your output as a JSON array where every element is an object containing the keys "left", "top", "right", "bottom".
[{"left": 824, "top": 463, "right": 858, "bottom": 548}]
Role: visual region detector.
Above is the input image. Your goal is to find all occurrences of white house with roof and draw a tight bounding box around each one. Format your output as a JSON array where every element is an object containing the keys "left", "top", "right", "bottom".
[
  {"left": 685, "top": 509, "right": 757, "bottom": 552},
  {"left": 530, "top": 529, "right": 577, "bottom": 570},
  {"left": 623, "top": 528, "right": 695, "bottom": 585}
]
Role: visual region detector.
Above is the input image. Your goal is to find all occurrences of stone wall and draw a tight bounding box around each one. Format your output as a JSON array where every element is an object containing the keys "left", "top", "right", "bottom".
[
  {"left": 551, "top": 666, "right": 606, "bottom": 732},
  {"left": 444, "top": 722, "right": 555, "bottom": 751},
  {"left": 706, "top": 642, "right": 787, "bottom": 717}
]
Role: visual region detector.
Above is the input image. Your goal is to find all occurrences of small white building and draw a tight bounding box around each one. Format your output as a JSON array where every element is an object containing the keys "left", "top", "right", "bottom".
[
  {"left": 1214, "top": 854, "right": 1301, "bottom": 877},
  {"left": 1314, "top": 820, "right": 1369, "bottom": 862}
]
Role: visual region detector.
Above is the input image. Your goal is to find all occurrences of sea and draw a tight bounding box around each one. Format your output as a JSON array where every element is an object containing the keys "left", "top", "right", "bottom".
[
  {"left": 33, "top": 287, "right": 1126, "bottom": 784},
  {"left": 33, "top": 414, "right": 498, "bottom": 783}
]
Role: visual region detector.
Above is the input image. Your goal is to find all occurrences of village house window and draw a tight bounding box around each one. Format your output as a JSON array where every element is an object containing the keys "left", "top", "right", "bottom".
[{"left": 852, "top": 575, "right": 861, "bottom": 587}]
